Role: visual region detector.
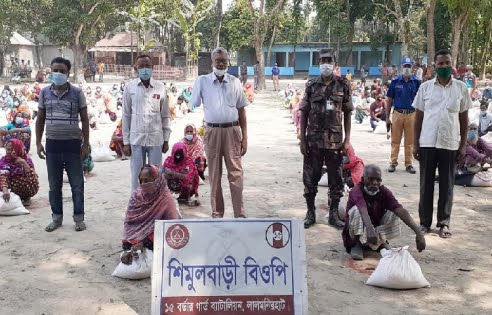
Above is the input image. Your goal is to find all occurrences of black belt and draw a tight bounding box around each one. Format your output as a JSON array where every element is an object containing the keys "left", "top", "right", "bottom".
[
  {"left": 205, "top": 121, "right": 239, "bottom": 128},
  {"left": 394, "top": 108, "right": 415, "bottom": 114}
]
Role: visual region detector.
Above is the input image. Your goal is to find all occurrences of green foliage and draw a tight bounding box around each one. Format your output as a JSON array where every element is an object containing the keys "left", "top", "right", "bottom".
[{"left": 221, "top": 0, "right": 254, "bottom": 51}]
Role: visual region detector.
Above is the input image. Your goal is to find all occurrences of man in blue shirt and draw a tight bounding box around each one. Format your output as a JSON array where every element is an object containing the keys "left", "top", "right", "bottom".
[
  {"left": 272, "top": 63, "right": 280, "bottom": 91},
  {"left": 386, "top": 57, "right": 420, "bottom": 174}
]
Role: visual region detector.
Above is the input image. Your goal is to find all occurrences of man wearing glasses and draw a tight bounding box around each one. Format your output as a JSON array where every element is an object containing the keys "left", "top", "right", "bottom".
[
  {"left": 191, "top": 47, "right": 248, "bottom": 218},
  {"left": 386, "top": 57, "right": 421, "bottom": 174}
]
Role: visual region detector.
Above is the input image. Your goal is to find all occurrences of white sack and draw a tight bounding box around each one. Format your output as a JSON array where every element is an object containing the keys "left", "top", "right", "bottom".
[
  {"left": 0, "top": 192, "right": 29, "bottom": 216},
  {"left": 318, "top": 173, "right": 328, "bottom": 187},
  {"left": 92, "top": 145, "right": 116, "bottom": 162},
  {"left": 374, "top": 121, "right": 387, "bottom": 134},
  {"left": 366, "top": 246, "right": 431, "bottom": 289},
  {"left": 112, "top": 249, "right": 153, "bottom": 280}
]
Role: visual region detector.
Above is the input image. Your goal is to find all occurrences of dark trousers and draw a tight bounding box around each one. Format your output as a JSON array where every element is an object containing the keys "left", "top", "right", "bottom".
[
  {"left": 418, "top": 147, "right": 457, "bottom": 228},
  {"left": 303, "top": 148, "right": 343, "bottom": 204},
  {"left": 46, "top": 139, "right": 84, "bottom": 223}
]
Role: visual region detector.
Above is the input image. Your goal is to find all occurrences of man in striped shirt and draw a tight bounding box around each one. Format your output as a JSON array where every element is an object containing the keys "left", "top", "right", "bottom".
[{"left": 36, "top": 57, "right": 90, "bottom": 232}]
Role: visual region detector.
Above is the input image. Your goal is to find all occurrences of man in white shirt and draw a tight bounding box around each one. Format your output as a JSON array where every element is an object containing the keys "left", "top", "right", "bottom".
[
  {"left": 478, "top": 100, "right": 492, "bottom": 136},
  {"left": 413, "top": 49, "right": 471, "bottom": 239},
  {"left": 122, "top": 54, "right": 171, "bottom": 192},
  {"left": 191, "top": 47, "right": 248, "bottom": 218}
]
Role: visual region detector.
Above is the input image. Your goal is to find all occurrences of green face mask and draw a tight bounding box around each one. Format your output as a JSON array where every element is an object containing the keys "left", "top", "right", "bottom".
[{"left": 436, "top": 66, "right": 452, "bottom": 78}]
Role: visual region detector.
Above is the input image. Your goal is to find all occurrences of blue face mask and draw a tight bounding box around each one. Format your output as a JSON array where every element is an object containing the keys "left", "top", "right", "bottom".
[
  {"left": 185, "top": 134, "right": 193, "bottom": 141},
  {"left": 52, "top": 72, "right": 68, "bottom": 86},
  {"left": 138, "top": 68, "right": 153, "bottom": 80},
  {"left": 467, "top": 130, "right": 478, "bottom": 142}
]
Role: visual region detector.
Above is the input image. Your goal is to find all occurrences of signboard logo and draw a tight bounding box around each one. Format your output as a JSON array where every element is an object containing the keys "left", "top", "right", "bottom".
[
  {"left": 265, "top": 223, "right": 290, "bottom": 249},
  {"left": 165, "top": 224, "right": 190, "bottom": 249}
]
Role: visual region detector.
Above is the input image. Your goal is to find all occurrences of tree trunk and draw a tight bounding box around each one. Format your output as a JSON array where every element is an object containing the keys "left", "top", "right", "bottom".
[
  {"left": 0, "top": 50, "right": 4, "bottom": 77},
  {"left": 266, "top": 24, "right": 277, "bottom": 67},
  {"left": 345, "top": 27, "right": 354, "bottom": 66},
  {"left": 255, "top": 38, "right": 265, "bottom": 90},
  {"left": 451, "top": 19, "right": 461, "bottom": 67},
  {"left": 292, "top": 44, "right": 297, "bottom": 69},
  {"left": 72, "top": 44, "right": 86, "bottom": 83},
  {"left": 460, "top": 25, "right": 469, "bottom": 65},
  {"left": 345, "top": 0, "right": 353, "bottom": 66},
  {"left": 479, "top": 21, "right": 492, "bottom": 80},
  {"left": 216, "top": 0, "right": 222, "bottom": 47},
  {"left": 426, "top": 0, "right": 436, "bottom": 64}
]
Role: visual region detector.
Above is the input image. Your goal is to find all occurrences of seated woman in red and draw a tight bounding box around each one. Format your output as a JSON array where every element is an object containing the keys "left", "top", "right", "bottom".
[
  {"left": 120, "top": 164, "right": 181, "bottom": 265},
  {"left": 179, "top": 123, "right": 207, "bottom": 180},
  {"left": 343, "top": 143, "right": 365, "bottom": 188},
  {"left": 163, "top": 142, "right": 200, "bottom": 206}
]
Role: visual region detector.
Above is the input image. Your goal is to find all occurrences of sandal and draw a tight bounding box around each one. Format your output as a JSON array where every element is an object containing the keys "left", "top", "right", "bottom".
[
  {"left": 45, "top": 221, "right": 62, "bottom": 232},
  {"left": 420, "top": 225, "right": 430, "bottom": 234},
  {"left": 439, "top": 226, "right": 452, "bottom": 238},
  {"left": 75, "top": 221, "right": 87, "bottom": 232}
]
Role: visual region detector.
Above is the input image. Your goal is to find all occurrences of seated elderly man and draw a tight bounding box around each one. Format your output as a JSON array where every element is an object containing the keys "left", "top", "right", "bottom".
[
  {"left": 459, "top": 123, "right": 492, "bottom": 172},
  {"left": 342, "top": 164, "right": 426, "bottom": 260}
]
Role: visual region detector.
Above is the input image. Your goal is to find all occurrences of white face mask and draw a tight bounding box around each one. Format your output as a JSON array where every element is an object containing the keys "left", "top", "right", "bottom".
[
  {"left": 15, "top": 117, "right": 24, "bottom": 125},
  {"left": 213, "top": 67, "right": 228, "bottom": 77},
  {"left": 402, "top": 68, "right": 412, "bottom": 76},
  {"left": 320, "top": 63, "right": 334, "bottom": 76}
]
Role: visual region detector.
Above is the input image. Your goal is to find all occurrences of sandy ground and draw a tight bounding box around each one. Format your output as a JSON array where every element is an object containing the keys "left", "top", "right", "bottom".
[{"left": 0, "top": 79, "right": 491, "bottom": 315}]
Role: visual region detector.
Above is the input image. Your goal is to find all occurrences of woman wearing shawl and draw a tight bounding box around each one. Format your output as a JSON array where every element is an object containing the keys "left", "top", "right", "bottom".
[
  {"left": 343, "top": 143, "right": 365, "bottom": 188},
  {"left": 109, "top": 120, "right": 128, "bottom": 160},
  {"left": 0, "top": 111, "right": 31, "bottom": 153},
  {"left": 163, "top": 142, "right": 200, "bottom": 206},
  {"left": 121, "top": 164, "right": 181, "bottom": 265},
  {"left": 179, "top": 123, "right": 207, "bottom": 180},
  {"left": 0, "top": 139, "right": 39, "bottom": 206}
]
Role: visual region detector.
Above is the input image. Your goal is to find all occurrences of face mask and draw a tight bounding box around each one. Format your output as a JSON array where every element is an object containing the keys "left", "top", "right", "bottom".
[
  {"left": 402, "top": 68, "right": 412, "bottom": 76},
  {"left": 213, "top": 67, "right": 228, "bottom": 77},
  {"left": 185, "top": 134, "right": 193, "bottom": 141},
  {"left": 481, "top": 110, "right": 487, "bottom": 116},
  {"left": 52, "top": 72, "right": 68, "bottom": 86},
  {"left": 364, "top": 185, "right": 380, "bottom": 196},
  {"left": 138, "top": 68, "right": 153, "bottom": 80},
  {"left": 467, "top": 130, "right": 478, "bottom": 142},
  {"left": 320, "top": 63, "right": 334, "bottom": 76},
  {"left": 436, "top": 67, "right": 452, "bottom": 78},
  {"left": 15, "top": 117, "right": 24, "bottom": 125},
  {"left": 1, "top": 93, "right": 7, "bottom": 98},
  {"left": 13, "top": 101, "right": 19, "bottom": 107},
  {"left": 342, "top": 156, "right": 349, "bottom": 164}
]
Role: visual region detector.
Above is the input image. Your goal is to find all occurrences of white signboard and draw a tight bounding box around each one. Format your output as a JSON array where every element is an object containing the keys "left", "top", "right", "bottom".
[{"left": 151, "top": 219, "right": 307, "bottom": 315}]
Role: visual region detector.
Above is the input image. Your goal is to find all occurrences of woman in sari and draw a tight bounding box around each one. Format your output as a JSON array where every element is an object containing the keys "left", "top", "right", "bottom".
[
  {"left": 163, "top": 142, "right": 200, "bottom": 206},
  {"left": 343, "top": 143, "right": 365, "bottom": 188},
  {"left": 121, "top": 164, "right": 181, "bottom": 265},
  {"left": 0, "top": 112, "right": 31, "bottom": 153},
  {"left": 179, "top": 123, "right": 207, "bottom": 180},
  {"left": 0, "top": 139, "right": 39, "bottom": 206},
  {"left": 109, "top": 120, "right": 128, "bottom": 159}
]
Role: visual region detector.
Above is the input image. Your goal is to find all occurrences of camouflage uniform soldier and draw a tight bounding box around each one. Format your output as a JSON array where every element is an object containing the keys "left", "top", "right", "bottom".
[{"left": 299, "top": 48, "right": 354, "bottom": 229}]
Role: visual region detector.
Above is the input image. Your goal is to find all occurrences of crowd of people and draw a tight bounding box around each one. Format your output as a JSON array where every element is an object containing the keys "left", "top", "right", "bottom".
[
  {"left": 278, "top": 48, "right": 491, "bottom": 261},
  {"left": 1, "top": 46, "right": 490, "bottom": 278}
]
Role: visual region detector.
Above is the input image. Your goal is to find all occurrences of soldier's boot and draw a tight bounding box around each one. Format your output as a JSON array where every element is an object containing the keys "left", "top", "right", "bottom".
[
  {"left": 304, "top": 194, "right": 316, "bottom": 229},
  {"left": 328, "top": 199, "right": 344, "bottom": 229}
]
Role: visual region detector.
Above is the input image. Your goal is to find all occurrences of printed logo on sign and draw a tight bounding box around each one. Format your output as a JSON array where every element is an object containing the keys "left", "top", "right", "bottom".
[
  {"left": 165, "top": 224, "right": 189, "bottom": 250},
  {"left": 265, "top": 223, "right": 290, "bottom": 249}
]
